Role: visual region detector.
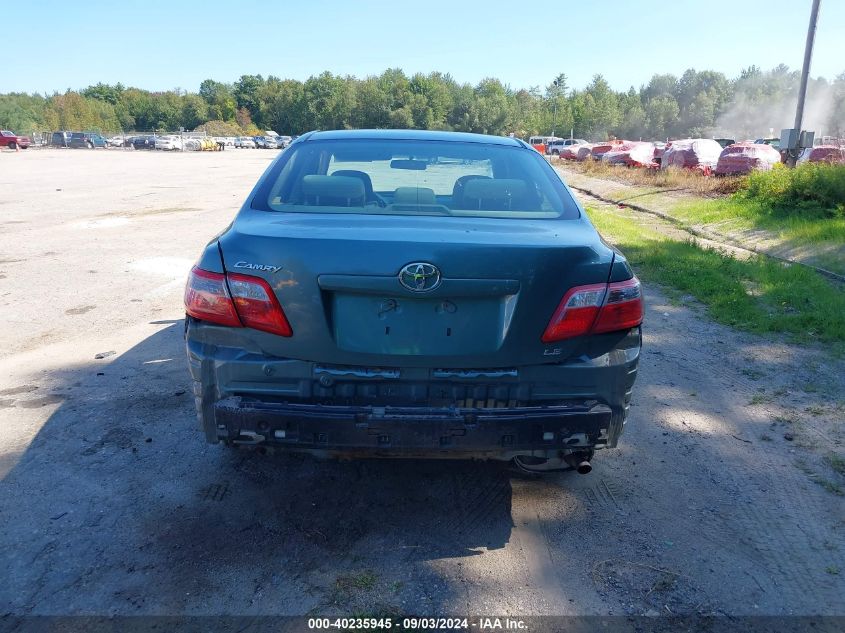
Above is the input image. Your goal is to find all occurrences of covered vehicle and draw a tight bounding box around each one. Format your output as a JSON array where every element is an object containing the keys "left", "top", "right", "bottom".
[
  {"left": 589, "top": 140, "right": 624, "bottom": 161},
  {"left": 547, "top": 138, "right": 589, "bottom": 155},
  {"left": 601, "top": 141, "right": 657, "bottom": 168},
  {"left": 661, "top": 138, "right": 723, "bottom": 172},
  {"left": 575, "top": 144, "right": 594, "bottom": 161},
  {"left": 559, "top": 143, "right": 591, "bottom": 160},
  {"left": 652, "top": 142, "right": 667, "bottom": 166},
  {"left": 184, "top": 130, "right": 643, "bottom": 472},
  {"left": 798, "top": 145, "right": 845, "bottom": 164},
  {"left": 715, "top": 143, "right": 781, "bottom": 175}
]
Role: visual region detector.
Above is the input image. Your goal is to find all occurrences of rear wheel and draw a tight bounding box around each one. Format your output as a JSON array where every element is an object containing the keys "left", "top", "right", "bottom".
[
  {"left": 8, "top": 141, "right": 16, "bottom": 150},
  {"left": 87, "top": 142, "right": 94, "bottom": 149}
]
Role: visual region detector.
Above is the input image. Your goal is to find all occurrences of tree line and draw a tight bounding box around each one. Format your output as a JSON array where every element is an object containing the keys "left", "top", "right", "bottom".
[{"left": 1, "top": 65, "right": 843, "bottom": 140}]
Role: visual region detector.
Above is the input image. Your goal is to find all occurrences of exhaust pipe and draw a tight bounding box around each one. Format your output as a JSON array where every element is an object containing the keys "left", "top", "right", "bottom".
[
  {"left": 232, "top": 430, "right": 265, "bottom": 445},
  {"left": 575, "top": 460, "right": 592, "bottom": 475},
  {"left": 564, "top": 452, "right": 593, "bottom": 474}
]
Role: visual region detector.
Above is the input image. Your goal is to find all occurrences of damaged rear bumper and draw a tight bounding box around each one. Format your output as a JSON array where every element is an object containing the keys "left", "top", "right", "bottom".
[
  {"left": 213, "top": 397, "right": 617, "bottom": 458},
  {"left": 185, "top": 320, "right": 640, "bottom": 459}
]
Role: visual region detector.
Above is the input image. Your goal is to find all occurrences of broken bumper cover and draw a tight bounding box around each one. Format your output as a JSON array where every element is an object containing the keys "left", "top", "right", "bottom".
[{"left": 213, "top": 397, "right": 617, "bottom": 457}]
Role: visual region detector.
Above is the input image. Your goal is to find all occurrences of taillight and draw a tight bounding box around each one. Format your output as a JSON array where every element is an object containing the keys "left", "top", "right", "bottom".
[
  {"left": 184, "top": 267, "right": 292, "bottom": 337},
  {"left": 541, "top": 283, "right": 606, "bottom": 343},
  {"left": 184, "top": 267, "right": 241, "bottom": 327},
  {"left": 592, "top": 277, "right": 644, "bottom": 334},
  {"left": 542, "top": 277, "right": 643, "bottom": 343},
  {"left": 227, "top": 273, "right": 292, "bottom": 337}
]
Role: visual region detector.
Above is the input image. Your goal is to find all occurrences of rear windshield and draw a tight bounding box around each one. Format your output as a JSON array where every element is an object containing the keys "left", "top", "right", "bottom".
[{"left": 252, "top": 138, "right": 579, "bottom": 219}]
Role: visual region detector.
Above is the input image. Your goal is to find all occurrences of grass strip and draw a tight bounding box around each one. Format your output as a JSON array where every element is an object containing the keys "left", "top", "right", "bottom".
[{"left": 586, "top": 206, "right": 845, "bottom": 352}]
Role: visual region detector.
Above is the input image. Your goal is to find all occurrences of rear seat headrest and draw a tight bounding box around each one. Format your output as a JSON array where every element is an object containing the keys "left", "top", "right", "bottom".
[
  {"left": 302, "top": 175, "right": 365, "bottom": 205},
  {"left": 330, "top": 170, "right": 374, "bottom": 197},
  {"left": 462, "top": 179, "right": 528, "bottom": 206},
  {"left": 393, "top": 186, "right": 436, "bottom": 206}
]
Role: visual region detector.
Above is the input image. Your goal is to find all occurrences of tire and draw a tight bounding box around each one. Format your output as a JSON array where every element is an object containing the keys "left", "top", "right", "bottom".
[
  {"left": 87, "top": 142, "right": 94, "bottom": 149},
  {"left": 8, "top": 141, "right": 16, "bottom": 150}
]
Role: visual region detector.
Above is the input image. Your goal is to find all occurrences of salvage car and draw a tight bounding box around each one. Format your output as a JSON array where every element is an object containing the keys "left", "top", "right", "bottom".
[
  {"left": 50, "top": 131, "right": 72, "bottom": 147},
  {"left": 235, "top": 136, "right": 257, "bottom": 148},
  {"left": 661, "top": 138, "right": 723, "bottom": 172},
  {"left": 602, "top": 141, "right": 657, "bottom": 168},
  {"left": 155, "top": 135, "right": 183, "bottom": 151},
  {"left": 184, "top": 130, "right": 643, "bottom": 472},
  {"left": 715, "top": 142, "right": 781, "bottom": 175},
  {"left": 547, "top": 138, "right": 589, "bottom": 155},
  {"left": 528, "top": 135, "right": 560, "bottom": 155},
  {"left": 1, "top": 130, "right": 31, "bottom": 149},
  {"left": 255, "top": 135, "right": 279, "bottom": 149},
  {"left": 131, "top": 135, "right": 156, "bottom": 150},
  {"left": 798, "top": 145, "right": 845, "bottom": 164},
  {"left": 69, "top": 132, "right": 107, "bottom": 149}
]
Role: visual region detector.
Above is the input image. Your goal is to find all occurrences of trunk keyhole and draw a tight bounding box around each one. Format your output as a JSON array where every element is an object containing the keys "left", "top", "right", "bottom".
[
  {"left": 446, "top": 328, "right": 452, "bottom": 337},
  {"left": 385, "top": 326, "right": 390, "bottom": 335}
]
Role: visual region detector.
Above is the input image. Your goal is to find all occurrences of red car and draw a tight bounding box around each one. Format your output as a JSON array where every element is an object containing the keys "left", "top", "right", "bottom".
[
  {"left": 601, "top": 141, "right": 657, "bottom": 168},
  {"left": 661, "top": 138, "right": 723, "bottom": 173},
  {"left": 1, "top": 130, "right": 31, "bottom": 149},
  {"left": 589, "top": 140, "right": 624, "bottom": 161},
  {"left": 799, "top": 145, "right": 845, "bottom": 164},
  {"left": 715, "top": 143, "right": 781, "bottom": 176}
]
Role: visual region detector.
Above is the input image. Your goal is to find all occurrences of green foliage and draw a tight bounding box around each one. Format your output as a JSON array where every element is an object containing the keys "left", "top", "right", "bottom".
[
  {"left": 0, "top": 64, "right": 841, "bottom": 141},
  {"left": 586, "top": 207, "right": 845, "bottom": 349},
  {"left": 81, "top": 82, "right": 124, "bottom": 105},
  {"left": 42, "top": 91, "right": 121, "bottom": 132},
  {"left": 740, "top": 164, "right": 845, "bottom": 218},
  {"left": 192, "top": 120, "right": 242, "bottom": 136},
  {"left": 673, "top": 197, "right": 845, "bottom": 263},
  {"left": 199, "top": 79, "right": 237, "bottom": 122},
  {"left": 0, "top": 93, "right": 46, "bottom": 131}
]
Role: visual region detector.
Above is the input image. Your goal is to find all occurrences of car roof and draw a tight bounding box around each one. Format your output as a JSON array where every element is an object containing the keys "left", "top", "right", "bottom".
[{"left": 304, "top": 129, "right": 524, "bottom": 147}]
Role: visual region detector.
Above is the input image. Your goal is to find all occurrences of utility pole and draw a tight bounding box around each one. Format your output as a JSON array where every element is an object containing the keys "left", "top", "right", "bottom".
[
  {"left": 551, "top": 78, "right": 563, "bottom": 137},
  {"left": 788, "top": 0, "right": 822, "bottom": 166}
]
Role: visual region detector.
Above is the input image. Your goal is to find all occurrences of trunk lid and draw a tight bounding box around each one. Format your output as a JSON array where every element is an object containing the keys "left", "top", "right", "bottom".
[{"left": 217, "top": 211, "right": 615, "bottom": 368}]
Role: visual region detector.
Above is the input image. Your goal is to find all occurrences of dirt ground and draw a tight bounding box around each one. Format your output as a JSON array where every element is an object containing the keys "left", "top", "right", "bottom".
[{"left": 1, "top": 148, "right": 843, "bottom": 618}]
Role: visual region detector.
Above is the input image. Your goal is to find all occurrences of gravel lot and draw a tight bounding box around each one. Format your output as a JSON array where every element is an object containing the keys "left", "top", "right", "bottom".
[{"left": 1, "top": 148, "right": 843, "bottom": 618}]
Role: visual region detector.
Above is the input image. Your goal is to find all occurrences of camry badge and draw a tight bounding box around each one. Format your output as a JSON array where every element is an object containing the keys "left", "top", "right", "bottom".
[
  {"left": 399, "top": 262, "right": 441, "bottom": 292},
  {"left": 233, "top": 261, "right": 282, "bottom": 273}
]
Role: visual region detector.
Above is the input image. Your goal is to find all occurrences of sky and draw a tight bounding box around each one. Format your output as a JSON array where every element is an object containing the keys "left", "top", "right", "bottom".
[{"left": 6, "top": 0, "right": 844, "bottom": 94}]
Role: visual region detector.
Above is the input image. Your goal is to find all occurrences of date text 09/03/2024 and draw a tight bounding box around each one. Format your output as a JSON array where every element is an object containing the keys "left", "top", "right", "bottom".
[{"left": 307, "top": 617, "right": 528, "bottom": 630}]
